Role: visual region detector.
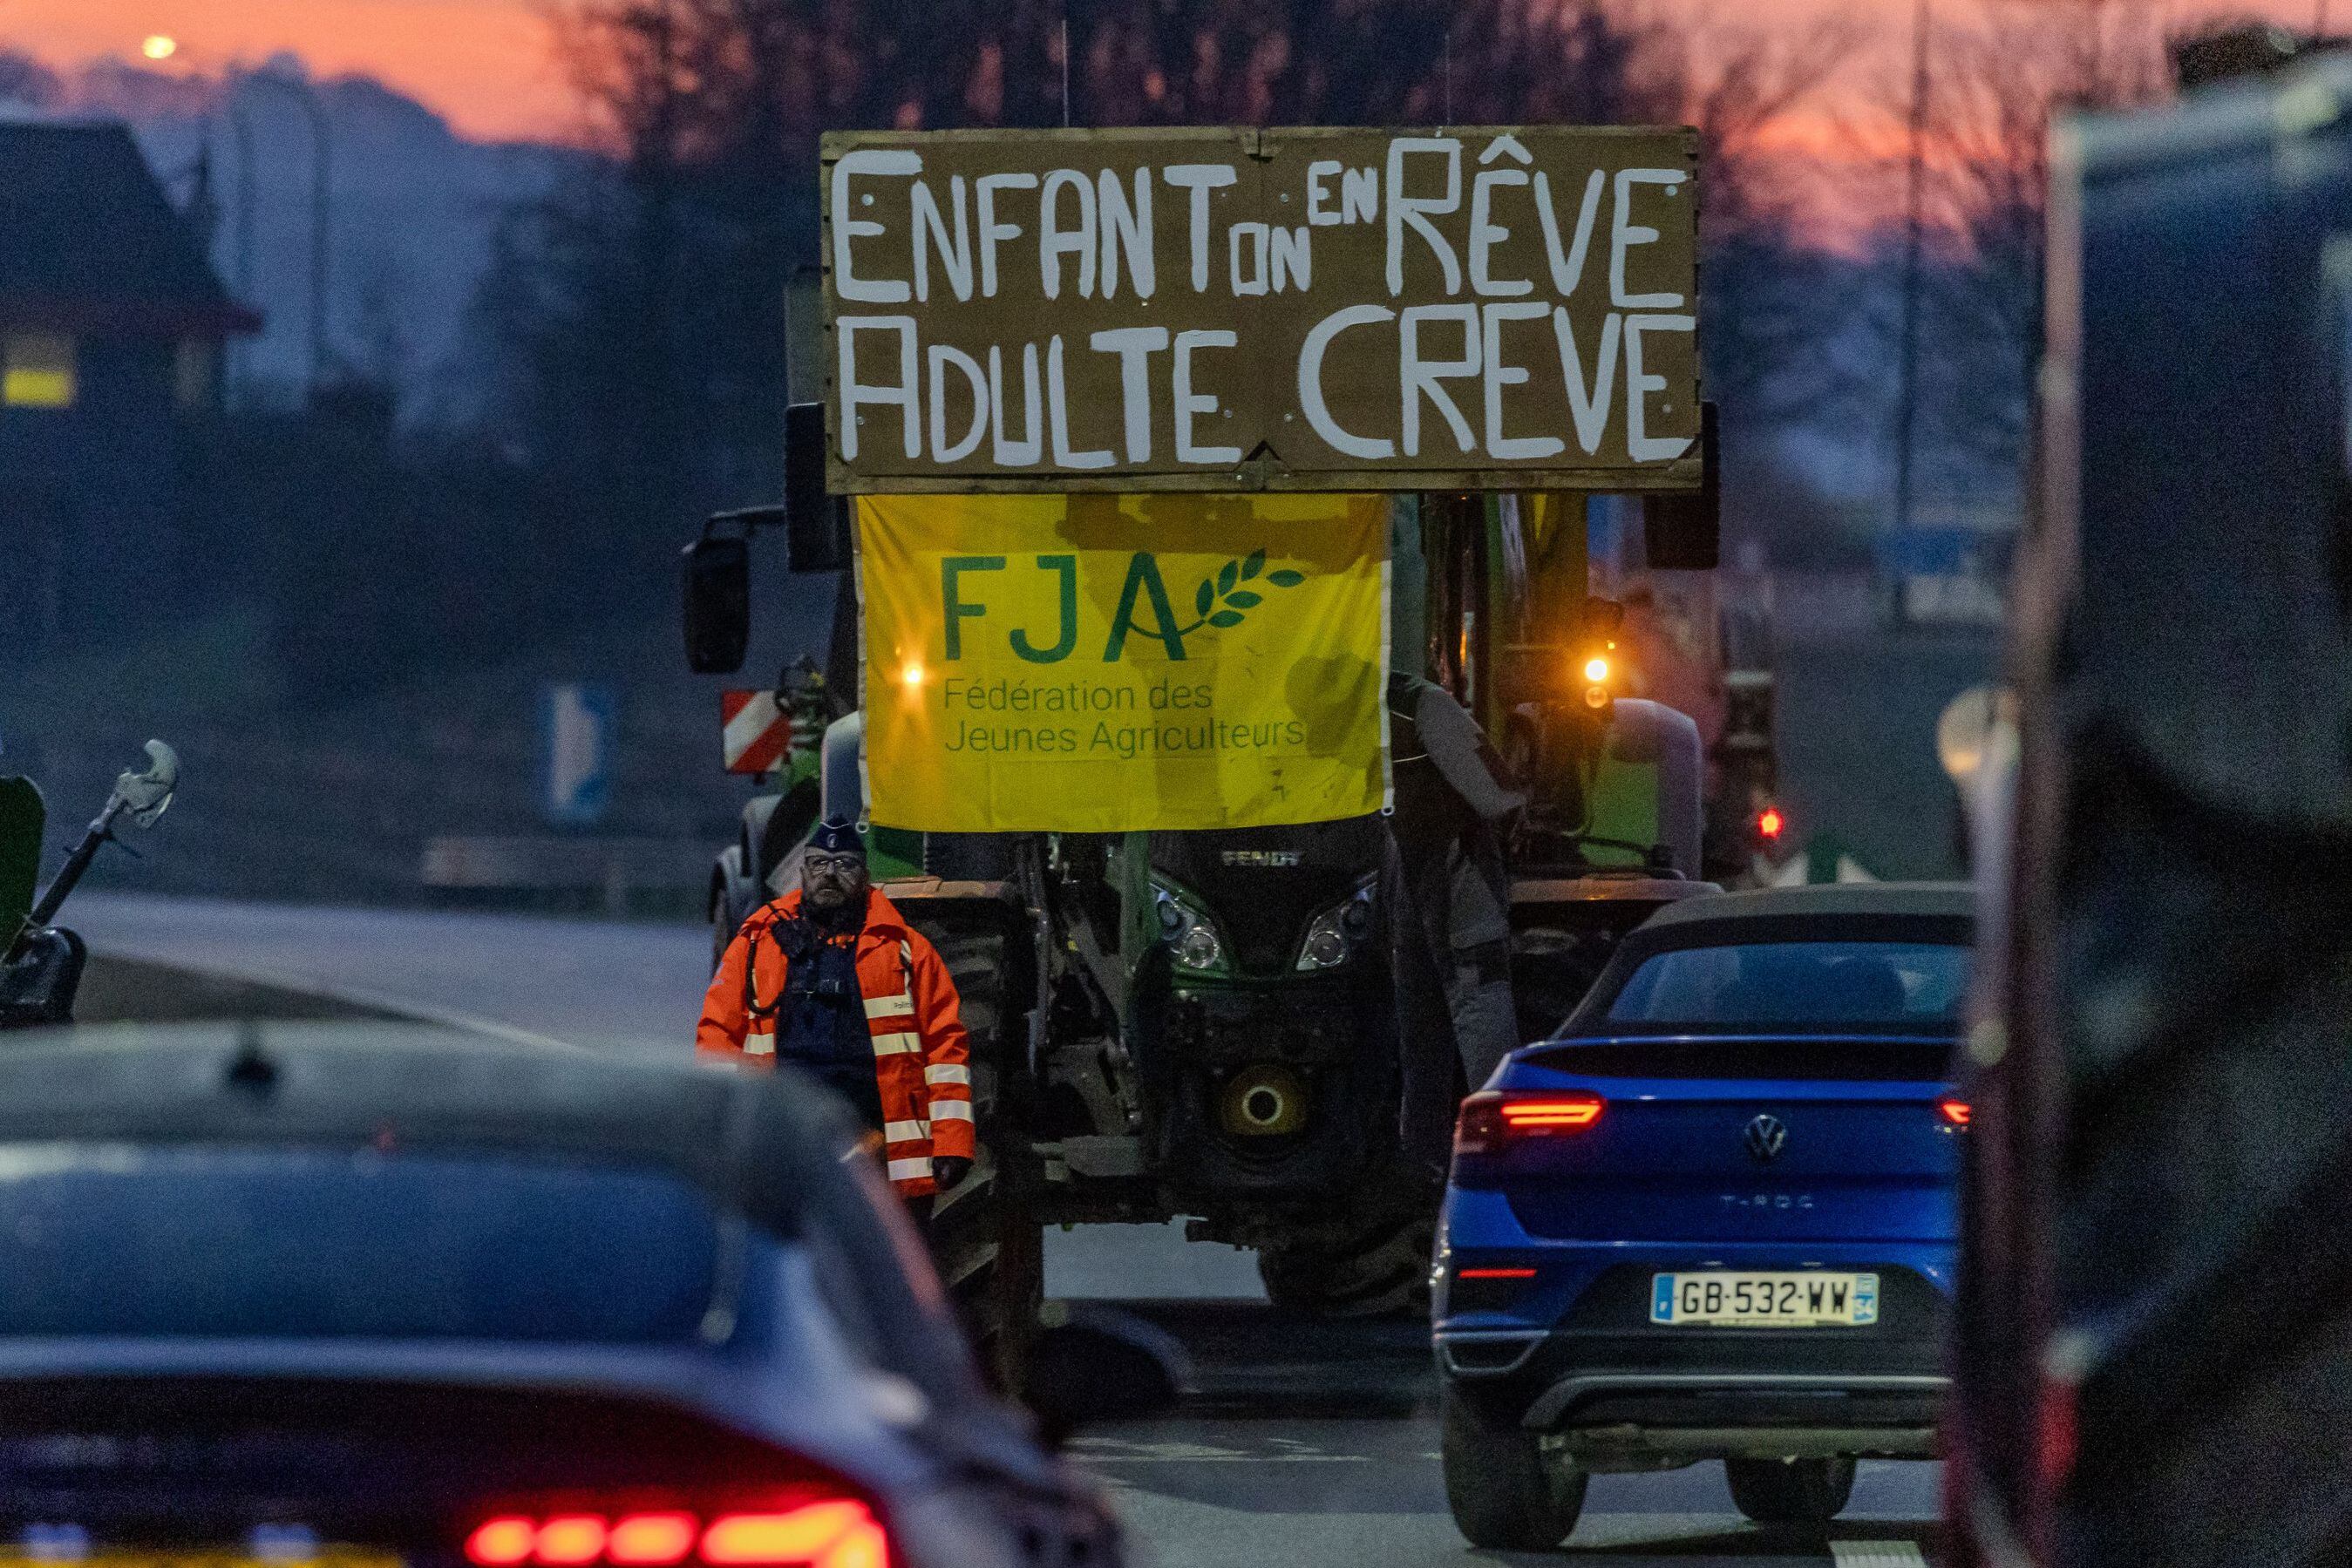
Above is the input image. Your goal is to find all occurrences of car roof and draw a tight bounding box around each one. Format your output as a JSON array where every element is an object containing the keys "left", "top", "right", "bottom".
[
  {"left": 1639, "top": 882, "right": 1975, "bottom": 931},
  {"left": 0, "top": 1022, "right": 1007, "bottom": 1443},
  {"left": 1557, "top": 883, "right": 1975, "bottom": 1037},
  {"left": 0, "top": 1022, "right": 863, "bottom": 1242}
]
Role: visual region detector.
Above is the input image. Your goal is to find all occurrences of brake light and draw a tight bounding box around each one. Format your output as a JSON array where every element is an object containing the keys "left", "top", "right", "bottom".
[
  {"left": 464, "top": 1503, "right": 887, "bottom": 1568},
  {"left": 705, "top": 1506, "right": 884, "bottom": 1567},
  {"left": 537, "top": 1520, "right": 611, "bottom": 1567},
  {"left": 1757, "top": 805, "right": 1785, "bottom": 841},
  {"left": 1940, "top": 1098, "right": 1972, "bottom": 1127},
  {"left": 608, "top": 1516, "right": 699, "bottom": 1566},
  {"left": 1455, "top": 1091, "right": 1607, "bottom": 1154},
  {"left": 466, "top": 1521, "right": 538, "bottom": 1567},
  {"left": 1501, "top": 1097, "right": 1604, "bottom": 1130},
  {"left": 1457, "top": 1267, "right": 1538, "bottom": 1280}
]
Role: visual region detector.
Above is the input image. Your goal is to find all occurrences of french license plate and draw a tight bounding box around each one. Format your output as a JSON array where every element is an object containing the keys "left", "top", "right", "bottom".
[{"left": 1649, "top": 1271, "right": 1879, "bottom": 1327}]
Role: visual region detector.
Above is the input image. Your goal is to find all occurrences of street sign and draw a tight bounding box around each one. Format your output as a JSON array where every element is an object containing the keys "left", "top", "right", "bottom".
[
  {"left": 821, "top": 126, "right": 1700, "bottom": 494},
  {"left": 721, "top": 689, "right": 792, "bottom": 775},
  {"left": 540, "top": 683, "right": 615, "bottom": 827}
]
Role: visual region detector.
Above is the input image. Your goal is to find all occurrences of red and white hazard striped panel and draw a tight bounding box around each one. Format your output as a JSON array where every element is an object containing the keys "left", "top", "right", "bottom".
[{"left": 721, "top": 689, "right": 790, "bottom": 775}]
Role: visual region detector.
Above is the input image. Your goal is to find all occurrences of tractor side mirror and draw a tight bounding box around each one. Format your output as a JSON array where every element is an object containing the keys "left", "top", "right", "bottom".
[
  {"left": 683, "top": 533, "right": 751, "bottom": 675},
  {"left": 1643, "top": 401, "right": 1721, "bottom": 571},
  {"left": 784, "top": 403, "right": 853, "bottom": 575},
  {"left": 114, "top": 740, "right": 179, "bottom": 827}
]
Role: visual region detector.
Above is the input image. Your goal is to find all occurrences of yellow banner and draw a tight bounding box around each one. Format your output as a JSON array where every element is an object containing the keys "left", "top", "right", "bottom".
[{"left": 859, "top": 493, "right": 1390, "bottom": 832}]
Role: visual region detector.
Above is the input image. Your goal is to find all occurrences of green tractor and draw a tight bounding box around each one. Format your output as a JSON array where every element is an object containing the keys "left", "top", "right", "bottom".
[{"left": 682, "top": 417, "right": 1729, "bottom": 1377}]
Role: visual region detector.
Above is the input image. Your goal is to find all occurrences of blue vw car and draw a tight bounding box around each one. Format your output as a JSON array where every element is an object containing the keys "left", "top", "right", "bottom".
[{"left": 1433, "top": 885, "right": 1972, "bottom": 1549}]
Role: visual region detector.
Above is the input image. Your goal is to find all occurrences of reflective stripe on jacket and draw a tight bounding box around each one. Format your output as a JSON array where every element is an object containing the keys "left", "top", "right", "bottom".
[{"left": 697, "top": 886, "right": 975, "bottom": 1197}]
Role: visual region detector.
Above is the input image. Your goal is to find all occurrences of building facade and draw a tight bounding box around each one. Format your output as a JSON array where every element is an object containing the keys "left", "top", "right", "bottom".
[{"left": 1, "top": 122, "right": 259, "bottom": 654}]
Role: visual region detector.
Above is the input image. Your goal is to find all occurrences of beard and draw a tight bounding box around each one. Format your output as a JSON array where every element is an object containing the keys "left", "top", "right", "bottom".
[{"left": 808, "top": 883, "right": 867, "bottom": 933}]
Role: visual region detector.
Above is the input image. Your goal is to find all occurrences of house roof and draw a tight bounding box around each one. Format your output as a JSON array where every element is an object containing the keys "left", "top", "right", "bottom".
[{"left": 0, "top": 121, "right": 260, "bottom": 337}]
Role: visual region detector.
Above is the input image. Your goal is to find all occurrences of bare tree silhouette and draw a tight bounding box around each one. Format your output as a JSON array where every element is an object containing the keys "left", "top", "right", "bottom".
[
  {"left": 1900, "top": 0, "right": 2170, "bottom": 495},
  {"left": 472, "top": 0, "right": 1866, "bottom": 583}
]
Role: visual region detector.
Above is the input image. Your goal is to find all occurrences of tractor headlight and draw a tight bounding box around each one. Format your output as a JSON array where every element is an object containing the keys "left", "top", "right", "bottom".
[
  {"left": 1298, "top": 915, "right": 1349, "bottom": 970},
  {"left": 1152, "top": 879, "right": 1229, "bottom": 975},
  {"left": 1295, "top": 878, "right": 1377, "bottom": 972}
]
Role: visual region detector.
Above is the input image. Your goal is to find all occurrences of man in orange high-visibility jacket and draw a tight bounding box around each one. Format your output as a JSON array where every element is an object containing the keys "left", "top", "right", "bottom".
[{"left": 698, "top": 818, "right": 975, "bottom": 1201}]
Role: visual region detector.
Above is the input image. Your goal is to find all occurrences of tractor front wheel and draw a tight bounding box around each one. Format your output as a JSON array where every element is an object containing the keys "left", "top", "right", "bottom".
[{"left": 921, "top": 931, "right": 1043, "bottom": 1393}]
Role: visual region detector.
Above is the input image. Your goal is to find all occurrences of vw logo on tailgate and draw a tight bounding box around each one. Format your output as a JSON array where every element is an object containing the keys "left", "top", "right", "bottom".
[{"left": 1744, "top": 1114, "right": 1790, "bottom": 1164}]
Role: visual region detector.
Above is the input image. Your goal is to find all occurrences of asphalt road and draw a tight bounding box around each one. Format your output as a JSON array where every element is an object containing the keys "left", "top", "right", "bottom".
[{"left": 67, "top": 893, "right": 1940, "bottom": 1567}]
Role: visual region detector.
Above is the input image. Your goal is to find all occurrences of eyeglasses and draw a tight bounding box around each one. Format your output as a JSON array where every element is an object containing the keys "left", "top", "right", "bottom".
[{"left": 803, "top": 853, "right": 866, "bottom": 875}]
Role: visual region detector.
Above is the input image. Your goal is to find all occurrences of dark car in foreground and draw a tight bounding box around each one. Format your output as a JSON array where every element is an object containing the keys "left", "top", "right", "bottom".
[
  {"left": 1432, "top": 884, "right": 1973, "bottom": 1549},
  {"left": 0, "top": 1023, "right": 1146, "bottom": 1567}
]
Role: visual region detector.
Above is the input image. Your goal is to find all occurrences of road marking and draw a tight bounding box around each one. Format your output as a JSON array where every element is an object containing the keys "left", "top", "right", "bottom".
[
  {"left": 1832, "top": 1544, "right": 1929, "bottom": 1568},
  {"left": 1071, "top": 1437, "right": 1370, "bottom": 1463},
  {"left": 84, "top": 947, "right": 593, "bottom": 1055},
  {"left": 1080, "top": 1454, "right": 1372, "bottom": 1463}
]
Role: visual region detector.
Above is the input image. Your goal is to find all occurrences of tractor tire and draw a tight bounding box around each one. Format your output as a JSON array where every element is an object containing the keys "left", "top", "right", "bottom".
[
  {"left": 921, "top": 931, "right": 1043, "bottom": 1395},
  {"left": 1723, "top": 1456, "right": 1855, "bottom": 1526},
  {"left": 1255, "top": 1206, "right": 1436, "bottom": 1319},
  {"left": 709, "top": 846, "right": 759, "bottom": 974},
  {"left": 1440, "top": 1384, "right": 1587, "bottom": 1550},
  {"left": 709, "top": 889, "right": 740, "bottom": 974}
]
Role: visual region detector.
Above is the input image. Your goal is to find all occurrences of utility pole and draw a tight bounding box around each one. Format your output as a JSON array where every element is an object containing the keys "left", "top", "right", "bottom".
[
  {"left": 222, "top": 100, "right": 258, "bottom": 401},
  {"left": 239, "top": 70, "right": 333, "bottom": 403},
  {"left": 181, "top": 143, "right": 219, "bottom": 254},
  {"left": 305, "top": 85, "right": 330, "bottom": 397},
  {"left": 1893, "top": 0, "right": 1932, "bottom": 547}
]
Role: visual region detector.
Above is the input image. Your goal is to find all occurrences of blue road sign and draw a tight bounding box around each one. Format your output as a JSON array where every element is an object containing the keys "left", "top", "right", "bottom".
[{"left": 540, "top": 683, "right": 616, "bottom": 827}]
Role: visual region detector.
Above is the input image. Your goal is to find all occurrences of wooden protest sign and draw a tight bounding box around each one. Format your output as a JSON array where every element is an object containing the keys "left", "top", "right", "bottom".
[{"left": 821, "top": 126, "right": 1699, "bottom": 493}]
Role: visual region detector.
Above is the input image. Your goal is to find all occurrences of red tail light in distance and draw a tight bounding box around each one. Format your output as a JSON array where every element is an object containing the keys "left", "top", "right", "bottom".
[
  {"left": 1939, "top": 1098, "right": 1972, "bottom": 1128},
  {"left": 466, "top": 1502, "right": 887, "bottom": 1568},
  {"left": 1455, "top": 1091, "right": 1607, "bottom": 1155}
]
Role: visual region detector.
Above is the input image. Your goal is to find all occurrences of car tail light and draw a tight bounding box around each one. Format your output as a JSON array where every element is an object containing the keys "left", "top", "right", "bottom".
[
  {"left": 465, "top": 1501, "right": 887, "bottom": 1568},
  {"left": 1454, "top": 1091, "right": 1607, "bottom": 1155},
  {"left": 1449, "top": 1262, "right": 1541, "bottom": 1312},
  {"left": 1940, "top": 1098, "right": 1972, "bottom": 1127},
  {"left": 536, "top": 1520, "right": 610, "bottom": 1567},
  {"left": 608, "top": 1516, "right": 698, "bottom": 1566},
  {"left": 466, "top": 1521, "right": 538, "bottom": 1567},
  {"left": 704, "top": 1506, "right": 883, "bottom": 1566}
]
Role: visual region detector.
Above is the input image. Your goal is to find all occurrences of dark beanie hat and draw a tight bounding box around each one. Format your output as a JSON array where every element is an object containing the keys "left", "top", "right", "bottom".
[{"left": 809, "top": 816, "right": 865, "bottom": 857}]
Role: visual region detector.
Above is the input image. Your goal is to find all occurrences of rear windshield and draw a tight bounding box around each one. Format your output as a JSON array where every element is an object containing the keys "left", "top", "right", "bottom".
[
  {"left": 1600, "top": 940, "right": 1970, "bottom": 1034},
  {"left": 0, "top": 1146, "right": 724, "bottom": 1343}
]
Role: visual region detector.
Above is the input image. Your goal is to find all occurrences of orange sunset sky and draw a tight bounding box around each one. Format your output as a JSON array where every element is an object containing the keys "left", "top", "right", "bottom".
[{"left": 0, "top": 0, "right": 2337, "bottom": 146}]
